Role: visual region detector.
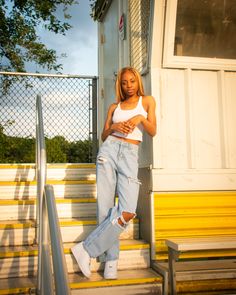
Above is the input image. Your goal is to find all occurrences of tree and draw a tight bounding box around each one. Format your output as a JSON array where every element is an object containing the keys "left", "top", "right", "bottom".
[
  {"left": 0, "top": 124, "right": 93, "bottom": 163},
  {"left": 0, "top": 123, "right": 35, "bottom": 163},
  {"left": 46, "top": 136, "right": 68, "bottom": 163},
  {"left": 67, "top": 139, "right": 92, "bottom": 163},
  {"left": 0, "top": 0, "right": 78, "bottom": 72}
]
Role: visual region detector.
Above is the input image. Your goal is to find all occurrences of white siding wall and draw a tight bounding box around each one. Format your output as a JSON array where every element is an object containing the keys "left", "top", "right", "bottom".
[
  {"left": 225, "top": 72, "right": 236, "bottom": 168},
  {"left": 153, "top": 69, "right": 236, "bottom": 169},
  {"left": 156, "top": 69, "right": 189, "bottom": 169},
  {"left": 148, "top": 0, "right": 236, "bottom": 191},
  {"left": 191, "top": 71, "right": 221, "bottom": 168},
  {"left": 152, "top": 69, "right": 236, "bottom": 190},
  {"left": 97, "top": 1, "right": 119, "bottom": 144}
]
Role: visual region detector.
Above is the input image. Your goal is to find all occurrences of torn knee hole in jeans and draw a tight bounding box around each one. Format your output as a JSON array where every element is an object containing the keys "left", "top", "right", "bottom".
[
  {"left": 111, "top": 217, "right": 125, "bottom": 229},
  {"left": 97, "top": 156, "right": 107, "bottom": 164},
  {"left": 111, "top": 211, "right": 136, "bottom": 228},
  {"left": 128, "top": 177, "right": 142, "bottom": 185}
]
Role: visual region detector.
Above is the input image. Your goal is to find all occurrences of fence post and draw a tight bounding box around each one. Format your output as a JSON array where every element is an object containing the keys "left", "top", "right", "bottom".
[{"left": 91, "top": 77, "right": 98, "bottom": 162}]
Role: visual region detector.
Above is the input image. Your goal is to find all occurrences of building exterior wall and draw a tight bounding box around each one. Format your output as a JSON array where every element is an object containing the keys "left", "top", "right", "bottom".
[
  {"left": 152, "top": 69, "right": 236, "bottom": 191},
  {"left": 96, "top": 0, "right": 236, "bottom": 258},
  {"left": 97, "top": 0, "right": 154, "bottom": 163},
  {"left": 151, "top": 0, "right": 236, "bottom": 191},
  {"left": 97, "top": 0, "right": 119, "bottom": 144},
  {"left": 149, "top": 0, "right": 236, "bottom": 260},
  {"left": 97, "top": 1, "right": 236, "bottom": 184}
]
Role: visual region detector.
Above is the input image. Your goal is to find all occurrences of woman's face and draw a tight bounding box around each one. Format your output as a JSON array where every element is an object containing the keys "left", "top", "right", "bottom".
[{"left": 121, "top": 71, "right": 139, "bottom": 98}]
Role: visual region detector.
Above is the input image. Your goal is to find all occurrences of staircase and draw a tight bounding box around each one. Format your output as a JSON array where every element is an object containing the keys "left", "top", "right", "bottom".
[{"left": 0, "top": 163, "right": 162, "bottom": 294}]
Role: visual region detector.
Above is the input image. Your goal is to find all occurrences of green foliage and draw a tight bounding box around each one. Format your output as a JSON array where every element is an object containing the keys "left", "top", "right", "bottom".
[
  {"left": 67, "top": 140, "right": 93, "bottom": 163},
  {"left": 0, "top": 0, "right": 78, "bottom": 72},
  {"left": 4, "top": 136, "right": 35, "bottom": 163},
  {"left": 0, "top": 124, "right": 35, "bottom": 163},
  {"left": 0, "top": 124, "right": 92, "bottom": 163},
  {"left": 46, "top": 136, "right": 68, "bottom": 163}
]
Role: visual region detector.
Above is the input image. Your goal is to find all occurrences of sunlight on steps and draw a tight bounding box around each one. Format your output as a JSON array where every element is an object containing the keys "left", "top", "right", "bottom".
[{"left": 0, "top": 164, "right": 162, "bottom": 294}]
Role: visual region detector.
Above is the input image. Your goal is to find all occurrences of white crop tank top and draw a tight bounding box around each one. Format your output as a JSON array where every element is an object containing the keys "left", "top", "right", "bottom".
[{"left": 112, "top": 96, "right": 148, "bottom": 141}]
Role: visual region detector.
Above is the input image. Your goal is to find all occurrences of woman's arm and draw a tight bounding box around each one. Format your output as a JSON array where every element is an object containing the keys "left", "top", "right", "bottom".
[
  {"left": 126, "top": 96, "right": 156, "bottom": 137},
  {"left": 101, "top": 104, "right": 116, "bottom": 142}
]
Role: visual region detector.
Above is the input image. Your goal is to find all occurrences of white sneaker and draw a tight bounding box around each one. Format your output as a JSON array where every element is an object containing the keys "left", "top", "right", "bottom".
[
  {"left": 104, "top": 260, "right": 118, "bottom": 279},
  {"left": 71, "top": 242, "right": 91, "bottom": 278}
]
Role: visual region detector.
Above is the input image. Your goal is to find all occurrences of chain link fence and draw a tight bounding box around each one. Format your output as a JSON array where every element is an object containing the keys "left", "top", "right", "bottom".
[
  {"left": 0, "top": 72, "right": 97, "bottom": 163},
  {"left": 129, "top": 0, "right": 152, "bottom": 74}
]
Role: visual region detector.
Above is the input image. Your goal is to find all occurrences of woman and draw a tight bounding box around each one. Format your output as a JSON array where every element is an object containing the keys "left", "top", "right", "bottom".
[{"left": 71, "top": 66, "right": 156, "bottom": 279}]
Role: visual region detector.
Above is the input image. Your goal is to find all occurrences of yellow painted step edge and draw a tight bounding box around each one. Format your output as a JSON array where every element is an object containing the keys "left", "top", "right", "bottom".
[
  {"left": 155, "top": 251, "right": 236, "bottom": 260},
  {"left": 0, "top": 180, "right": 96, "bottom": 186},
  {"left": 177, "top": 278, "right": 236, "bottom": 293},
  {"left": 0, "top": 250, "right": 38, "bottom": 258},
  {"left": 70, "top": 277, "right": 161, "bottom": 289},
  {"left": 0, "top": 163, "right": 96, "bottom": 169},
  {"left": 0, "top": 164, "right": 34, "bottom": 169},
  {"left": 154, "top": 191, "right": 236, "bottom": 197},
  {"left": 0, "top": 221, "right": 35, "bottom": 229},
  {"left": 0, "top": 287, "right": 35, "bottom": 295},
  {"left": 0, "top": 243, "right": 149, "bottom": 258},
  {"left": 0, "top": 218, "right": 139, "bottom": 229},
  {"left": 48, "top": 163, "right": 96, "bottom": 169},
  {"left": 0, "top": 200, "right": 35, "bottom": 205},
  {"left": 59, "top": 218, "right": 139, "bottom": 227},
  {"left": 2, "top": 277, "right": 236, "bottom": 295},
  {"left": 0, "top": 277, "right": 161, "bottom": 294},
  {"left": 0, "top": 198, "right": 96, "bottom": 205}
]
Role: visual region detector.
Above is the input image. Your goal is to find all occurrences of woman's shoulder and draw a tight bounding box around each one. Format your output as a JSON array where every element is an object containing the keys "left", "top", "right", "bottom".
[
  {"left": 109, "top": 103, "right": 118, "bottom": 111},
  {"left": 142, "top": 95, "right": 155, "bottom": 102},
  {"left": 142, "top": 95, "right": 156, "bottom": 110},
  {"left": 107, "top": 103, "right": 118, "bottom": 116}
]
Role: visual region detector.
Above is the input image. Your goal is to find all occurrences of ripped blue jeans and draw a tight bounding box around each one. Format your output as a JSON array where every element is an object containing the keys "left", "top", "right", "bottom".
[{"left": 83, "top": 135, "right": 140, "bottom": 261}]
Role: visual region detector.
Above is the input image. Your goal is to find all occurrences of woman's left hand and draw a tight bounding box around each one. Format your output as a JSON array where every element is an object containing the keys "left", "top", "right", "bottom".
[{"left": 125, "top": 115, "right": 144, "bottom": 130}]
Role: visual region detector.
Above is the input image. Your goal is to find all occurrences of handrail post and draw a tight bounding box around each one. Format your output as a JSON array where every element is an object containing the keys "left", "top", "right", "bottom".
[
  {"left": 36, "top": 94, "right": 50, "bottom": 294},
  {"left": 36, "top": 94, "right": 71, "bottom": 295},
  {"left": 45, "top": 185, "right": 71, "bottom": 295}
]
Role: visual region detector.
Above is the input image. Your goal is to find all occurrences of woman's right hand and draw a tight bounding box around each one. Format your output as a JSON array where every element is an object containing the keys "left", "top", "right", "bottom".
[{"left": 111, "top": 122, "right": 133, "bottom": 135}]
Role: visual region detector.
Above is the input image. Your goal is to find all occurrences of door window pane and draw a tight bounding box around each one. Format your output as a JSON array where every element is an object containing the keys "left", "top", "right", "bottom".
[{"left": 174, "top": 0, "right": 236, "bottom": 59}]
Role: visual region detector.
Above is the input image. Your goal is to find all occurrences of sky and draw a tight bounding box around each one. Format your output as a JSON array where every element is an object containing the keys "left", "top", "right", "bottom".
[
  {"left": 1, "top": 1, "right": 98, "bottom": 141},
  {"left": 26, "top": 1, "right": 98, "bottom": 76}
]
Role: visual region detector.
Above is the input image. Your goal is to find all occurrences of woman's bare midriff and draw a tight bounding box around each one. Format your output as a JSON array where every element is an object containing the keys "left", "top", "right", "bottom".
[{"left": 111, "top": 135, "right": 140, "bottom": 145}]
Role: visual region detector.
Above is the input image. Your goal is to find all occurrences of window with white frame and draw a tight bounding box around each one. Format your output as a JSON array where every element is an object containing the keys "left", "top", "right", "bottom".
[{"left": 164, "top": 0, "right": 236, "bottom": 70}]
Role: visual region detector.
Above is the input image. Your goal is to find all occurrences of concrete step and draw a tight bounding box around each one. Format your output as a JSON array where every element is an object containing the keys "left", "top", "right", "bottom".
[
  {"left": 0, "top": 240, "right": 150, "bottom": 279},
  {"left": 0, "top": 268, "right": 162, "bottom": 294},
  {"left": 0, "top": 198, "right": 97, "bottom": 220},
  {"left": 153, "top": 259, "right": 236, "bottom": 281},
  {"left": 0, "top": 180, "right": 96, "bottom": 199},
  {"left": 0, "top": 218, "right": 139, "bottom": 246},
  {"left": 0, "top": 163, "right": 96, "bottom": 181},
  {"left": 153, "top": 260, "right": 236, "bottom": 294}
]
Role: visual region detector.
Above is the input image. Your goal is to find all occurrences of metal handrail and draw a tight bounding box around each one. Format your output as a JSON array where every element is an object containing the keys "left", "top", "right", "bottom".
[{"left": 36, "top": 94, "right": 71, "bottom": 295}]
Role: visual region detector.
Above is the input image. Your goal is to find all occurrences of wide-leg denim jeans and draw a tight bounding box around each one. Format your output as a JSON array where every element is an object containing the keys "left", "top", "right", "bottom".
[{"left": 83, "top": 135, "right": 141, "bottom": 261}]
